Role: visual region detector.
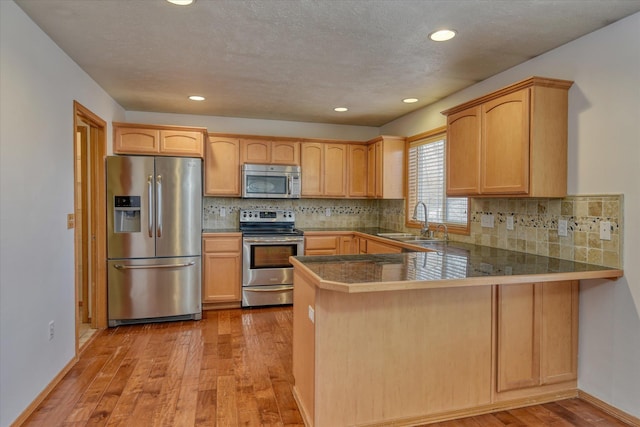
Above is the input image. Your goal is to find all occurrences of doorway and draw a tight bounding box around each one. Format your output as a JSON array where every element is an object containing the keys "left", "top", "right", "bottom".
[{"left": 73, "top": 101, "right": 107, "bottom": 352}]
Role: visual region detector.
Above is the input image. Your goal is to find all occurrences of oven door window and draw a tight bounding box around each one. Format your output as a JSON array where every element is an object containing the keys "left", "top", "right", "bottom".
[
  {"left": 250, "top": 244, "right": 298, "bottom": 269},
  {"left": 245, "top": 174, "right": 287, "bottom": 196}
]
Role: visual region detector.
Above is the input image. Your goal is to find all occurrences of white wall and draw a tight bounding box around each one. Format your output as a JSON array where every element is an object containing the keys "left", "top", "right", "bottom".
[
  {"left": 382, "top": 12, "right": 640, "bottom": 418},
  {"left": 126, "top": 111, "right": 380, "bottom": 141},
  {"left": 0, "top": 2, "right": 125, "bottom": 426}
]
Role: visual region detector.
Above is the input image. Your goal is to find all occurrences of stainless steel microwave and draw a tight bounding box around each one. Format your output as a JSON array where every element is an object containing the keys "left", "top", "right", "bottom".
[{"left": 241, "top": 164, "right": 301, "bottom": 198}]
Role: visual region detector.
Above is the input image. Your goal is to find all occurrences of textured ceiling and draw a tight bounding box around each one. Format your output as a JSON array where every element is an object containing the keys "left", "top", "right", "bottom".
[{"left": 15, "top": 0, "right": 640, "bottom": 127}]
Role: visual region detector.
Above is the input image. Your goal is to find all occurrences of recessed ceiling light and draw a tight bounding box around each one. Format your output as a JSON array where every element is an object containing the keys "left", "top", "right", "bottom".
[
  {"left": 429, "top": 29, "right": 457, "bottom": 42},
  {"left": 166, "top": 0, "right": 195, "bottom": 5},
  {"left": 403, "top": 98, "right": 419, "bottom": 104},
  {"left": 334, "top": 107, "right": 348, "bottom": 112},
  {"left": 189, "top": 95, "right": 205, "bottom": 101}
]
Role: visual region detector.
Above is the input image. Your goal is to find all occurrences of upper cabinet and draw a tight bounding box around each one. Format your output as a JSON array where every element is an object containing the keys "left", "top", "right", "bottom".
[
  {"left": 301, "top": 142, "right": 348, "bottom": 197},
  {"left": 241, "top": 139, "right": 300, "bottom": 165},
  {"left": 366, "top": 136, "right": 405, "bottom": 199},
  {"left": 113, "top": 122, "right": 205, "bottom": 157},
  {"left": 348, "top": 144, "right": 368, "bottom": 198},
  {"left": 442, "top": 77, "right": 573, "bottom": 198},
  {"left": 204, "top": 136, "right": 241, "bottom": 196}
]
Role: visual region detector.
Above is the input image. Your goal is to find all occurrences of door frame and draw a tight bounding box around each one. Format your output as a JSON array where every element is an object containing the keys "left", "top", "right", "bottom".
[{"left": 73, "top": 101, "right": 107, "bottom": 353}]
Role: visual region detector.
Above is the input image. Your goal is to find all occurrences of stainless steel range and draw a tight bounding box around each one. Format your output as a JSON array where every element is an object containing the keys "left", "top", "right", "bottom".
[{"left": 240, "top": 209, "right": 304, "bottom": 307}]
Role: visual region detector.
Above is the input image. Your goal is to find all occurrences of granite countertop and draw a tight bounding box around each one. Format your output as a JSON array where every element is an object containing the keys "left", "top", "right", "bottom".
[
  {"left": 202, "top": 228, "right": 241, "bottom": 234},
  {"left": 291, "top": 240, "right": 623, "bottom": 293}
]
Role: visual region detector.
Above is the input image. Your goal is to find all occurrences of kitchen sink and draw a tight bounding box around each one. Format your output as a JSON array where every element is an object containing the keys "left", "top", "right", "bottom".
[
  {"left": 376, "top": 232, "right": 416, "bottom": 239},
  {"left": 377, "top": 233, "right": 445, "bottom": 244}
]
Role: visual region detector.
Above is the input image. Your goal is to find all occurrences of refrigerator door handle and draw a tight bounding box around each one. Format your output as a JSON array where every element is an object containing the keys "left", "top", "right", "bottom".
[
  {"left": 156, "top": 174, "right": 162, "bottom": 238},
  {"left": 147, "top": 174, "right": 154, "bottom": 238},
  {"left": 114, "top": 261, "right": 196, "bottom": 270}
]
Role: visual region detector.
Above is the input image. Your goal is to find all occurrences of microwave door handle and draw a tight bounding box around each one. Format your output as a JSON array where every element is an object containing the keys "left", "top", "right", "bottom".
[
  {"left": 147, "top": 175, "right": 153, "bottom": 238},
  {"left": 288, "top": 176, "right": 292, "bottom": 195}
]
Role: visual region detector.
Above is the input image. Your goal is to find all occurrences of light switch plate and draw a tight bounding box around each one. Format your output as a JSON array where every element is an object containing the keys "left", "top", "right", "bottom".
[
  {"left": 481, "top": 214, "right": 494, "bottom": 228},
  {"left": 308, "top": 306, "right": 315, "bottom": 323},
  {"left": 600, "top": 221, "right": 611, "bottom": 240},
  {"left": 220, "top": 207, "right": 226, "bottom": 217},
  {"left": 325, "top": 208, "right": 331, "bottom": 217},
  {"left": 506, "top": 216, "right": 514, "bottom": 230},
  {"left": 558, "top": 219, "right": 568, "bottom": 237}
]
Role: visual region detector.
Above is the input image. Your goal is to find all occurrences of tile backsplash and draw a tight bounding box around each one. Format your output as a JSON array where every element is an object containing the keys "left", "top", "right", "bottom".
[{"left": 204, "top": 194, "right": 623, "bottom": 268}]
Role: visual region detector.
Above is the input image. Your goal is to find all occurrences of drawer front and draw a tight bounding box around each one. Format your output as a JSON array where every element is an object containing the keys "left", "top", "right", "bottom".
[{"left": 203, "top": 237, "right": 241, "bottom": 253}]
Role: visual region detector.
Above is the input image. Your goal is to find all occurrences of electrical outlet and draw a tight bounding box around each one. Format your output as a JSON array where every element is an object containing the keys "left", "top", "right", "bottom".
[
  {"left": 308, "top": 305, "right": 315, "bottom": 323},
  {"left": 481, "top": 214, "right": 494, "bottom": 228},
  {"left": 600, "top": 221, "right": 611, "bottom": 240},
  {"left": 220, "top": 207, "right": 226, "bottom": 217},
  {"left": 558, "top": 219, "right": 568, "bottom": 237},
  {"left": 48, "top": 321, "right": 55, "bottom": 341},
  {"left": 325, "top": 208, "right": 331, "bottom": 217},
  {"left": 67, "top": 214, "right": 75, "bottom": 229},
  {"left": 506, "top": 216, "right": 514, "bottom": 231}
]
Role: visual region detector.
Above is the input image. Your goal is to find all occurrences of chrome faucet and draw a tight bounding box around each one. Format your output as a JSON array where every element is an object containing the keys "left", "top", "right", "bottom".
[
  {"left": 412, "top": 201, "right": 430, "bottom": 237},
  {"left": 436, "top": 223, "right": 449, "bottom": 241}
]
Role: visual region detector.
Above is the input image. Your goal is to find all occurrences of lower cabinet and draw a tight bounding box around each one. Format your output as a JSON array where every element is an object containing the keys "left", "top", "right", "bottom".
[
  {"left": 359, "top": 237, "right": 403, "bottom": 254},
  {"left": 496, "top": 280, "right": 578, "bottom": 393},
  {"left": 202, "top": 234, "right": 242, "bottom": 306},
  {"left": 304, "top": 235, "right": 340, "bottom": 255}
]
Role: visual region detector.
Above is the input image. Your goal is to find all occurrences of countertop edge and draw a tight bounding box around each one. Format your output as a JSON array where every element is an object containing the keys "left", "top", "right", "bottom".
[{"left": 292, "top": 257, "right": 623, "bottom": 293}]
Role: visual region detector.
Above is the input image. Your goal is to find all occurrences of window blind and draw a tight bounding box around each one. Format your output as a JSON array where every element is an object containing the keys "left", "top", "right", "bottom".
[{"left": 407, "top": 132, "right": 468, "bottom": 227}]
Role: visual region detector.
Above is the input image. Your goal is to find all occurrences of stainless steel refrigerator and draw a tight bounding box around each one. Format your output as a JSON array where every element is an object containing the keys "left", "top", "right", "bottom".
[{"left": 106, "top": 156, "right": 202, "bottom": 326}]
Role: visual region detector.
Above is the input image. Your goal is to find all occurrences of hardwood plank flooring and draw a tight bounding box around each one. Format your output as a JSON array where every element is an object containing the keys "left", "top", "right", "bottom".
[{"left": 21, "top": 307, "right": 631, "bottom": 427}]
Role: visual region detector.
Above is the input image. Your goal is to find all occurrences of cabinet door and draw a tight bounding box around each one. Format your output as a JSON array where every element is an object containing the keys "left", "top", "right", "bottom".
[
  {"left": 324, "top": 144, "right": 348, "bottom": 197},
  {"left": 340, "top": 236, "right": 357, "bottom": 254},
  {"left": 348, "top": 145, "right": 368, "bottom": 197},
  {"left": 496, "top": 283, "right": 540, "bottom": 392},
  {"left": 114, "top": 127, "right": 160, "bottom": 154},
  {"left": 272, "top": 141, "right": 300, "bottom": 165},
  {"left": 160, "top": 130, "right": 203, "bottom": 157},
  {"left": 305, "top": 235, "right": 339, "bottom": 255},
  {"left": 202, "top": 237, "right": 241, "bottom": 303},
  {"left": 241, "top": 139, "right": 271, "bottom": 164},
  {"left": 540, "top": 280, "right": 578, "bottom": 385},
  {"left": 366, "top": 143, "right": 380, "bottom": 198},
  {"left": 446, "top": 106, "right": 481, "bottom": 196},
  {"left": 204, "top": 137, "right": 241, "bottom": 196},
  {"left": 301, "top": 143, "right": 324, "bottom": 196},
  {"left": 364, "top": 239, "right": 402, "bottom": 254},
  {"left": 482, "top": 89, "right": 530, "bottom": 195}
]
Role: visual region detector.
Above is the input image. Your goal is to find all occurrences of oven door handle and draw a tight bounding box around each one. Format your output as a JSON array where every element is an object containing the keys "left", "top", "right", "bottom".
[
  {"left": 244, "top": 286, "right": 294, "bottom": 292},
  {"left": 243, "top": 237, "right": 304, "bottom": 243}
]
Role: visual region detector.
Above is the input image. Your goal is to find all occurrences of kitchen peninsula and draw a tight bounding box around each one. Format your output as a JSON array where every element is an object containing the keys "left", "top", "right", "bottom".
[{"left": 290, "top": 241, "right": 623, "bottom": 427}]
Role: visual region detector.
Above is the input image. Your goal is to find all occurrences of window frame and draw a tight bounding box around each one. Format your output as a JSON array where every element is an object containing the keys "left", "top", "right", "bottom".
[{"left": 405, "top": 126, "right": 470, "bottom": 235}]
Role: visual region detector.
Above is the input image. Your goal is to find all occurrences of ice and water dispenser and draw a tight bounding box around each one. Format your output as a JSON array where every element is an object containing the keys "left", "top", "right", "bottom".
[{"left": 113, "top": 196, "right": 141, "bottom": 233}]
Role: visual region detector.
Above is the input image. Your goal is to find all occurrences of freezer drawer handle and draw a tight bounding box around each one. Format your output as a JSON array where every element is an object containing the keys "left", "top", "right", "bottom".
[
  {"left": 114, "top": 261, "right": 196, "bottom": 270},
  {"left": 244, "top": 286, "right": 294, "bottom": 292}
]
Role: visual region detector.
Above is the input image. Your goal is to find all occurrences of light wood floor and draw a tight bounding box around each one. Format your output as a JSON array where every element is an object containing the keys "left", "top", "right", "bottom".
[{"left": 22, "top": 307, "right": 631, "bottom": 427}]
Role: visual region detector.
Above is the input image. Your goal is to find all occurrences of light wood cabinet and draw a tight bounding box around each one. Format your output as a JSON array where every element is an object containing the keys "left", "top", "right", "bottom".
[
  {"left": 324, "top": 144, "right": 348, "bottom": 196},
  {"left": 202, "top": 234, "right": 242, "bottom": 305},
  {"left": 358, "top": 237, "right": 403, "bottom": 254},
  {"left": 366, "top": 136, "right": 405, "bottom": 199},
  {"left": 204, "top": 136, "right": 241, "bottom": 196},
  {"left": 113, "top": 122, "right": 205, "bottom": 157},
  {"left": 241, "top": 139, "right": 300, "bottom": 165},
  {"left": 301, "top": 142, "right": 348, "bottom": 197},
  {"left": 496, "top": 280, "right": 578, "bottom": 393},
  {"left": 348, "top": 144, "right": 368, "bottom": 197},
  {"left": 443, "top": 77, "right": 573, "bottom": 197},
  {"left": 305, "top": 233, "right": 361, "bottom": 255},
  {"left": 304, "top": 235, "right": 340, "bottom": 256}
]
